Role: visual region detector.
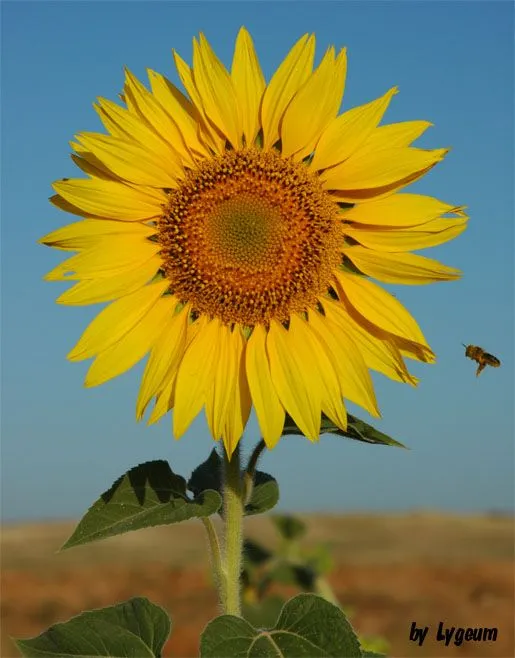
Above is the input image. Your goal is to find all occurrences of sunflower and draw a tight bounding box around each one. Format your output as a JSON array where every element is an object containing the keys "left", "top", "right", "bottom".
[{"left": 41, "top": 28, "right": 467, "bottom": 457}]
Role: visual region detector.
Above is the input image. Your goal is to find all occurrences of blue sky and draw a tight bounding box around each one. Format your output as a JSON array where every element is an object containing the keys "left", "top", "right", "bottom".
[{"left": 2, "top": 1, "right": 513, "bottom": 523}]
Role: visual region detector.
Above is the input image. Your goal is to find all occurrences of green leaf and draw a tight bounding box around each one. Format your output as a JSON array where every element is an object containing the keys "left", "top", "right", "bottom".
[
  {"left": 343, "top": 414, "right": 407, "bottom": 448},
  {"left": 283, "top": 411, "right": 408, "bottom": 449},
  {"left": 271, "top": 514, "right": 306, "bottom": 540},
  {"left": 62, "top": 460, "right": 222, "bottom": 549},
  {"left": 245, "top": 471, "right": 279, "bottom": 516},
  {"left": 200, "top": 593, "right": 361, "bottom": 657},
  {"left": 361, "top": 652, "right": 387, "bottom": 658},
  {"left": 15, "top": 597, "right": 170, "bottom": 657},
  {"left": 242, "top": 596, "right": 286, "bottom": 630}
]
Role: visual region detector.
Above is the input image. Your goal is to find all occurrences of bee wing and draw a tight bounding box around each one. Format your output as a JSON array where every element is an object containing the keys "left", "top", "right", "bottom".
[{"left": 484, "top": 353, "right": 501, "bottom": 367}]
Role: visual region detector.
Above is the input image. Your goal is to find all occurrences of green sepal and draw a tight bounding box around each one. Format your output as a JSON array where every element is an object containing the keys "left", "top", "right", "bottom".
[
  {"left": 62, "top": 460, "right": 222, "bottom": 550},
  {"left": 187, "top": 448, "right": 222, "bottom": 498},
  {"left": 187, "top": 449, "right": 279, "bottom": 516},
  {"left": 283, "top": 411, "right": 408, "bottom": 449},
  {"left": 245, "top": 470, "right": 280, "bottom": 516},
  {"left": 200, "top": 593, "right": 362, "bottom": 657},
  {"left": 15, "top": 597, "right": 170, "bottom": 657}
]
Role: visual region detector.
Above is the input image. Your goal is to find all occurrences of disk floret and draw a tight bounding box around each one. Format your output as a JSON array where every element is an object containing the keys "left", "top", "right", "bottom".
[{"left": 158, "top": 148, "right": 343, "bottom": 325}]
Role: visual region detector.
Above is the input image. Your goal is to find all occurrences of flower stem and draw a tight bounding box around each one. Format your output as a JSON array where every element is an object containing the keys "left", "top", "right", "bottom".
[
  {"left": 222, "top": 443, "right": 244, "bottom": 616},
  {"left": 201, "top": 517, "right": 225, "bottom": 607}
]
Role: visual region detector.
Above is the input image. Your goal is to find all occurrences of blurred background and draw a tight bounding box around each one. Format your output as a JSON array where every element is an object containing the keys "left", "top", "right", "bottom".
[{"left": 1, "top": 1, "right": 513, "bottom": 656}]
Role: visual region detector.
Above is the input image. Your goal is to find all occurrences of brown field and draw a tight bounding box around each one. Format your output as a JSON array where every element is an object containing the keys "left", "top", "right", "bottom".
[{"left": 1, "top": 512, "right": 513, "bottom": 657}]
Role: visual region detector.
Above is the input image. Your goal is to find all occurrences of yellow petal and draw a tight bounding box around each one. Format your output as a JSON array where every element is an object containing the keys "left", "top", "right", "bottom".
[
  {"left": 76, "top": 132, "right": 180, "bottom": 188},
  {"left": 308, "top": 308, "right": 379, "bottom": 417},
  {"left": 95, "top": 97, "right": 181, "bottom": 164},
  {"left": 205, "top": 324, "right": 237, "bottom": 441},
  {"left": 52, "top": 178, "right": 165, "bottom": 221},
  {"left": 267, "top": 317, "right": 321, "bottom": 441},
  {"left": 71, "top": 150, "right": 120, "bottom": 181},
  {"left": 231, "top": 27, "right": 266, "bottom": 145},
  {"left": 322, "top": 146, "right": 447, "bottom": 191},
  {"left": 192, "top": 34, "right": 242, "bottom": 148},
  {"left": 50, "top": 193, "right": 102, "bottom": 219},
  {"left": 85, "top": 297, "right": 174, "bottom": 387},
  {"left": 173, "top": 317, "right": 223, "bottom": 440},
  {"left": 44, "top": 235, "right": 160, "bottom": 281},
  {"left": 148, "top": 314, "right": 204, "bottom": 427},
  {"left": 344, "top": 216, "right": 468, "bottom": 251},
  {"left": 245, "top": 324, "right": 285, "bottom": 449},
  {"left": 123, "top": 69, "right": 193, "bottom": 164},
  {"left": 312, "top": 87, "right": 398, "bottom": 172},
  {"left": 323, "top": 297, "right": 417, "bottom": 385},
  {"left": 260, "top": 34, "right": 315, "bottom": 149},
  {"left": 173, "top": 49, "right": 225, "bottom": 153},
  {"left": 67, "top": 279, "right": 169, "bottom": 361},
  {"left": 136, "top": 303, "right": 189, "bottom": 420},
  {"left": 395, "top": 335, "right": 436, "bottom": 363},
  {"left": 333, "top": 270, "right": 432, "bottom": 355},
  {"left": 40, "top": 219, "right": 156, "bottom": 251},
  {"left": 281, "top": 46, "right": 347, "bottom": 160},
  {"left": 148, "top": 375, "right": 176, "bottom": 426},
  {"left": 147, "top": 69, "right": 210, "bottom": 158},
  {"left": 57, "top": 257, "right": 161, "bottom": 305},
  {"left": 330, "top": 166, "right": 439, "bottom": 203},
  {"left": 223, "top": 328, "right": 252, "bottom": 457},
  {"left": 359, "top": 120, "right": 433, "bottom": 153},
  {"left": 343, "top": 246, "right": 462, "bottom": 285},
  {"left": 341, "top": 193, "right": 463, "bottom": 227},
  {"left": 300, "top": 319, "right": 348, "bottom": 430},
  {"left": 94, "top": 99, "right": 130, "bottom": 139}
]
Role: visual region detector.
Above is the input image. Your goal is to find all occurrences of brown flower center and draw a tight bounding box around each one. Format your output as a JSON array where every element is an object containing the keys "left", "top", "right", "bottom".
[{"left": 158, "top": 147, "right": 343, "bottom": 325}]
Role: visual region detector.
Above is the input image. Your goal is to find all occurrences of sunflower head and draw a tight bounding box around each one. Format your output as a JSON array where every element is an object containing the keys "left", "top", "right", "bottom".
[{"left": 41, "top": 28, "right": 467, "bottom": 457}]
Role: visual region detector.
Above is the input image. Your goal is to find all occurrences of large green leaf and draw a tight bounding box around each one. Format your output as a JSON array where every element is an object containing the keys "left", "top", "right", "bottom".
[
  {"left": 200, "top": 593, "right": 362, "bottom": 657},
  {"left": 283, "top": 412, "right": 408, "bottom": 448},
  {"left": 242, "top": 596, "right": 286, "bottom": 631},
  {"left": 15, "top": 597, "right": 170, "bottom": 657},
  {"left": 62, "top": 460, "right": 222, "bottom": 549}
]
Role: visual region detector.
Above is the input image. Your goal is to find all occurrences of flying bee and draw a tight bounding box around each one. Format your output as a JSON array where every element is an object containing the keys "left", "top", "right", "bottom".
[{"left": 463, "top": 344, "right": 501, "bottom": 377}]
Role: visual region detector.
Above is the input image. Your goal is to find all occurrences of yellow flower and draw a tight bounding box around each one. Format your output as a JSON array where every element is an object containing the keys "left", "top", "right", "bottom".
[{"left": 41, "top": 28, "right": 467, "bottom": 457}]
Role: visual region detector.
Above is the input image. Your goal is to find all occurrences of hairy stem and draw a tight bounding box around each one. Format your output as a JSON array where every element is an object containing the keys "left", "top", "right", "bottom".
[{"left": 222, "top": 444, "right": 244, "bottom": 616}]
